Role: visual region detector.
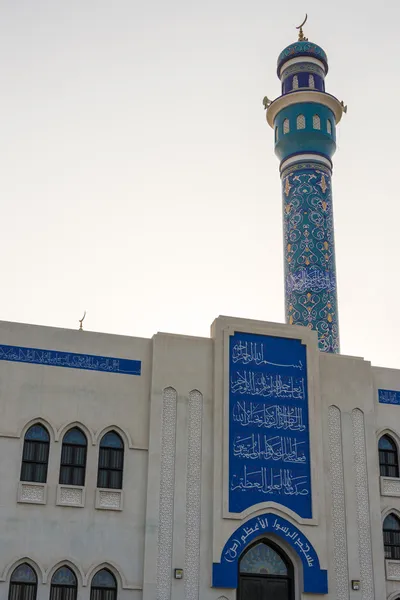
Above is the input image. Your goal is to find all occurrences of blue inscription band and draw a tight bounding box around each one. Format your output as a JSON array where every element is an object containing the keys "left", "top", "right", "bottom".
[
  {"left": 0, "top": 344, "right": 141, "bottom": 376},
  {"left": 379, "top": 389, "right": 400, "bottom": 405},
  {"left": 229, "top": 332, "right": 311, "bottom": 519},
  {"left": 212, "top": 513, "right": 328, "bottom": 594}
]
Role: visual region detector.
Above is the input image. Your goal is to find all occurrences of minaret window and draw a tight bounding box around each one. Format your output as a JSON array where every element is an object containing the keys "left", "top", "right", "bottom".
[
  {"left": 296, "top": 114, "right": 305, "bottom": 130},
  {"left": 292, "top": 75, "right": 298, "bottom": 90},
  {"left": 309, "top": 74, "right": 315, "bottom": 88},
  {"left": 313, "top": 114, "right": 321, "bottom": 130},
  {"left": 283, "top": 119, "right": 290, "bottom": 134},
  {"left": 275, "top": 126, "right": 278, "bottom": 142},
  {"left": 327, "top": 119, "right": 332, "bottom": 134}
]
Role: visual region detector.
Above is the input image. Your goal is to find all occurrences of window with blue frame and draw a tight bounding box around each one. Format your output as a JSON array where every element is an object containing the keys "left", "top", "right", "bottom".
[
  {"left": 20, "top": 424, "right": 50, "bottom": 483},
  {"left": 59, "top": 428, "right": 87, "bottom": 486}
]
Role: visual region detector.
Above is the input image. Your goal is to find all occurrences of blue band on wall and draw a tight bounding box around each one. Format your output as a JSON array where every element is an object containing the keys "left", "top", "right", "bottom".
[
  {"left": 212, "top": 513, "right": 328, "bottom": 594},
  {"left": 0, "top": 344, "right": 141, "bottom": 376},
  {"left": 378, "top": 389, "right": 400, "bottom": 405}
]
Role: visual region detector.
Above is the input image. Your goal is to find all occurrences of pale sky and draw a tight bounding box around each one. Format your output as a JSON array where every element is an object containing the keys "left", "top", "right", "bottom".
[{"left": 0, "top": 0, "right": 399, "bottom": 368}]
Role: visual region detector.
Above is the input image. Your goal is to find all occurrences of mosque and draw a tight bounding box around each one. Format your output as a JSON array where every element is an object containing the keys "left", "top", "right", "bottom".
[{"left": 1, "top": 19, "right": 400, "bottom": 600}]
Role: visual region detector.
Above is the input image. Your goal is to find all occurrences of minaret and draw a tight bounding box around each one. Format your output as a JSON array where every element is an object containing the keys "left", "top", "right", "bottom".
[{"left": 265, "top": 18, "right": 346, "bottom": 353}]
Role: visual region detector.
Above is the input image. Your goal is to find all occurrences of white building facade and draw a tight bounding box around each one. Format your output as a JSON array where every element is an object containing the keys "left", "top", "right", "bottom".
[{"left": 0, "top": 315, "right": 399, "bottom": 600}]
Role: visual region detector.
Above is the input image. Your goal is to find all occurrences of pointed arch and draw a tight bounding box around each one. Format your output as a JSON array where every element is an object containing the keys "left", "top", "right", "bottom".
[
  {"left": 20, "top": 417, "right": 56, "bottom": 442},
  {"left": 1, "top": 557, "right": 45, "bottom": 584},
  {"left": 56, "top": 421, "right": 95, "bottom": 445},
  {"left": 44, "top": 559, "right": 84, "bottom": 586},
  {"left": 94, "top": 425, "right": 133, "bottom": 449},
  {"left": 85, "top": 561, "right": 127, "bottom": 589}
]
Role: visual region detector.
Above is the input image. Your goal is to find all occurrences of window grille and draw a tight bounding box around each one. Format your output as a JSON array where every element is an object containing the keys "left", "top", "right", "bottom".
[
  {"left": 383, "top": 514, "right": 400, "bottom": 560},
  {"left": 379, "top": 435, "right": 399, "bottom": 477},
  {"left": 20, "top": 425, "right": 50, "bottom": 483},
  {"left": 309, "top": 74, "right": 315, "bottom": 88},
  {"left": 90, "top": 569, "right": 117, "bottom": 600},
  {"left": 59, "top": 428, "right": 87, "bottom": 486},
  {"left": 97, "top": 432, "right": 124, "bottom": 490},
  {"left": 313, "top": 114, "right": 321, "bottom": 130},
  {"left": 327, "top": 119, "right": 332, "bottom": 134},
  {"left": 50, "top": 566, "right": 77, "bottom": 600},
  {"left": 8, "top": 564, "right": 37, "bottom": 600},
  {"left": 283, "top": 119, "right": 290, "bottom": 134},
  {"left": 296, "top": 114, "right": 305, "bottom": 129},
  {"left": 292, "top": 75, "right": 298, "bottom": 90}
]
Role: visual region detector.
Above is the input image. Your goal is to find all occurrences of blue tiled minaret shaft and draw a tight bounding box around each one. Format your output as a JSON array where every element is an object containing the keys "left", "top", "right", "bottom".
[{"left": 266, "top": 27, "right": 345, "bottom": 353}]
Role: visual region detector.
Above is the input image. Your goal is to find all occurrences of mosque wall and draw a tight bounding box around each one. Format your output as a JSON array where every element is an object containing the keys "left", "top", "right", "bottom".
[{"left": 0, "top": 317, "right": 399, "bottom": 599}]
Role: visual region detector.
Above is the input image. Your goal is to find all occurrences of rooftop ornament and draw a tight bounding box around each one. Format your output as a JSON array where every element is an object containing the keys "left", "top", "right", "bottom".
[{"left": 296, "top": 14, "right": 308, "bottom": 41}]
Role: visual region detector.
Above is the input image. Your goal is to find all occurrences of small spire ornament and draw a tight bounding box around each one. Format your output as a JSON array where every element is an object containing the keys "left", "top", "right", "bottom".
[{"left": 296, "top": 14, "right": 308, "bottom": 41}]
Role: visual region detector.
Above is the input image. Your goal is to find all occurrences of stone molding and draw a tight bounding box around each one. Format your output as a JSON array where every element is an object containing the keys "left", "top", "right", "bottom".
[
  {"left": 328, "top": 406, "right": 350, "bottom": 600},
  {"left": 95, "top": 488, "right": 123, "bottom": 511},
  {"left": 352, "top": 409, "right": 374, "bottom": 600},
  {"left": 156, "top": 387, "right": 177, "bottom": 600},
  {"left": 56, "top": 484, "right": 85, "bottom": 508},
  {"left": 17, "top": 481, "right": 47, "bottom": 505},
  {"left": 184, "top": 390, "right": 203, "bottom": 600}
]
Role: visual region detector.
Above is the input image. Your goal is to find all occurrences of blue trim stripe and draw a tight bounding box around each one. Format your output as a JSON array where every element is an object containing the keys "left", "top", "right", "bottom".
[
  {"left": 0, "top": 344, "right": 141, "bottom": 376},
  {"left": 379, "top": 389, "right": 400, "bottom": 405}
]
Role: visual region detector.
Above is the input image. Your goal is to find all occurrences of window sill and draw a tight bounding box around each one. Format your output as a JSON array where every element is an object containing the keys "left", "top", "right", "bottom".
[
  {"left": 380, "top": 476, "right": 400, "bottom": 497},
  {"left": 17, "top": 481, "right": 47, "bottom": 505},
  {"left": 95, "top": 488, "right": 123, "bottom": 511},
  {"left": 56, "top": 484, "right": 85, "bottom": 507},
  {"left": 386, "top": 559, "right": 400, "bottom": 580}
]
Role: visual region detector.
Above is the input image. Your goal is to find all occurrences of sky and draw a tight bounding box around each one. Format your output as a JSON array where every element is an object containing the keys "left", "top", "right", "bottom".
[{"left": 0, "top": 0, "right": 399, "bottom": 368}]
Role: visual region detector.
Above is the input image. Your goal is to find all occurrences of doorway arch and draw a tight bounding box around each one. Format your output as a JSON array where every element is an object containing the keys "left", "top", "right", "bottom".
[{"left": 238, "top": 539, "right": 294, "bottom": 600}]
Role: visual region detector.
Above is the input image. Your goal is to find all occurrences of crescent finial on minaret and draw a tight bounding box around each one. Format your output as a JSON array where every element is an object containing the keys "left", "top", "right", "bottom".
[{"left": 296, "top": 14, "right": 308, "bottom": 41}]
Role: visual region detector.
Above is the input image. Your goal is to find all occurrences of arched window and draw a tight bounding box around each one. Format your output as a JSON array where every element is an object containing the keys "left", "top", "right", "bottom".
[
  {"left": 59, "top": 428, "right": 87, "bottom": 486},
  {"left": 296, "top": 114, "right": 305, "bottom": 130},
  {"left": 327, "top": 119, "right": 332, "bottom": 134},
  {"left": 90, "top": 569, "right": 117, "bottom": 600},
  {"left": 275, "top": 126, "right": 278, "bottom": 142},
  {"left": 283, "top": 119, "right": 289, "bottom": 134},
  {"left": 8, "top": 563, "right": 37, "bottom": 600},
  {"left": 308, "top": 74, "right": 315, "bottom": 88},
  {"left": 238, "top": 541, "right": 293, "bottom": 598},
  {"left": 383, "top": 514, "right": 400, "bottom": 559},
  {"left": 292, "top": 75, "right": 298, "bottom": 90},
  {"left": 20, "top": 424, "right": 50, "bottom": 483},
  {"left": 313, "top": 114, "right": 321, "bottom": 130},
  {"left": 50, "top": 566, "right": 77, "bottom": 600},
  {"left": 97, "top": 432, "right": 124, "bottom": 490},
  {"left": 379, "top": 435, "right": 399, "bottom": 477}
]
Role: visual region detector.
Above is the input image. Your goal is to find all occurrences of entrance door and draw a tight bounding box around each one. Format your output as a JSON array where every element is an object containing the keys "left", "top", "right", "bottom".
[{"left": 238, "top": 540, "right": 294, "bottom": 600}]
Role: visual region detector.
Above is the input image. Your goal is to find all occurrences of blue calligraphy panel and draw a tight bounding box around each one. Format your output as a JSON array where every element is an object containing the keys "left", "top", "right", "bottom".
[
  {"left": 0, "top": 344, "right": 141, "bottom": 376},
  {"left": 229, "top": 332, "right": 311, "bottom": 518},
  {"left": 378, "top": 389, "right": 400, "bottom": 405}
]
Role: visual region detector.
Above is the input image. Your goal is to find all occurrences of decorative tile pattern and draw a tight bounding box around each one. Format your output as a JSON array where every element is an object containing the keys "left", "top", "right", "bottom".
[
  {"left": 281, "top": 162, "right": 340, "bottom": 353},
  {"left": 328, "top": 406, "right": 350, "bottom": 600},
  {"left": 96, "top": 489, "right": 123, "bottom": 510},
  {"left": 18, "top": 482, "right": 46, "bottom": 504},
  {"left": 352, "top": 409, "right": 374, "bottom": 600},
  {"left": 157, "top": 387, "right": 177, "bottom": 600},
  {"left": 386, "top": 560, "right": 400, "bottom": 580},
  {"left": 185, "top": 390, "right": 203, "bottom": 600},
  {"left": 57, "top": 485, "right": 84, "bottom": 507},
  {"left": 278, "top": 41, "right": 328, "bottom": 71},
  {"left": 281, "top": 62, "right": 325, "bottom": 81},
  {"left": 380, "top": 477, "right": 400, "bottom": 497}
]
